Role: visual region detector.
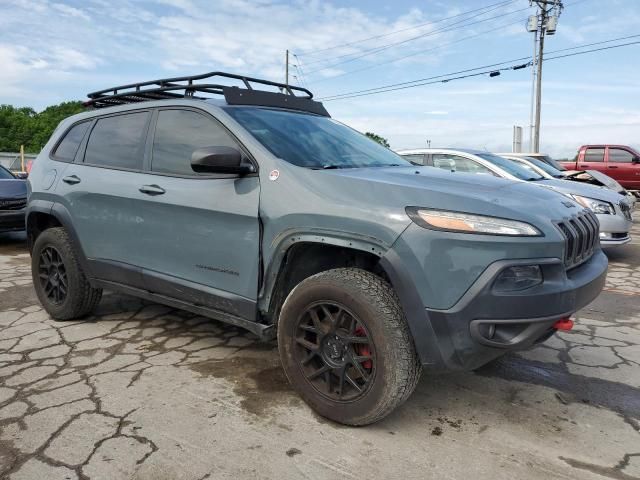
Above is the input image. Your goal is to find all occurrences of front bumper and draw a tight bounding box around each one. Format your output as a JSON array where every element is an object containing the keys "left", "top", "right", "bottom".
[
  {"left": 597, "top": 211, "right": 632, "bottom": 247},
  {"left": 0, "top": 209, "right": 26, "bottom": 232},
  {"left": 381, "top": 249, "right": 608, "bottom": 372}
]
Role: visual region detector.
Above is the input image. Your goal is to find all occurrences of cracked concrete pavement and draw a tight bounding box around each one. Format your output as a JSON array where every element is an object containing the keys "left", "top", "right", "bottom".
[{"left": 0, "top": 213, "right": 639, "bottom": 480}]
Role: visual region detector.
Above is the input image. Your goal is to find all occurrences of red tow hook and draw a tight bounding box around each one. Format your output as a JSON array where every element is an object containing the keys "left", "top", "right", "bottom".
[{"left": 553, "top": 318, "right": 574, "bottom": 331}]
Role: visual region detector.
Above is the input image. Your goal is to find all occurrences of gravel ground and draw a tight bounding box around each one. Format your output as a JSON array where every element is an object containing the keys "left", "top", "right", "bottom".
[{"left": 0, "top": 215, "right": 638, "bottom": 480}]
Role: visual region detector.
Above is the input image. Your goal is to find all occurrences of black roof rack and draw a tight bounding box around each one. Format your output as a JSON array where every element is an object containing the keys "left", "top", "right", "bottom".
[{"left": 85, "top": 71, "right": 330, "bottom": 116}]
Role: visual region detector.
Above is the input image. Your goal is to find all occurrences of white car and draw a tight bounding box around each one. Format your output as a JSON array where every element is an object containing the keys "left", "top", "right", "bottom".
[{"left": 397, "top": 148, "right": 633, "bottom": 247}]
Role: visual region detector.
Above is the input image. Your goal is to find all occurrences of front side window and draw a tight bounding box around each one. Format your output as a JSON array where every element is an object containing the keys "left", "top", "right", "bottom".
[
  {"left": 224, "top": 107, "right": 410, "bottom": 169},
  {"left": 608, "top": 148, "right": 634, "bottom": 163},
  {"left": 584, "top": 148, "right": 605, "bottom": 162},
  {"left": 53, "top": 121, "right": 91, "bottom": 162},
  {"left": 152, "top": 109, "right": 239, "bottom": 175},
  {"left": 432, "top": 154, "right": 493, "bottom": 175},
  {"left": 84, "top": 112, "right": 149, "bottom": 170}
]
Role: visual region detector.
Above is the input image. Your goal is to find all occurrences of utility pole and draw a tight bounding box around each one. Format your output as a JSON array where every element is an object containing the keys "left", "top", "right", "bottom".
[
  {"left": 528, "top": 26, "right": 538, "bottom": 151},
  {"left": 285, "top": 49, "right": 289, "bottom": 92},
  {"left": 529, "top": 0, "right": 563, "bottom": 153}
]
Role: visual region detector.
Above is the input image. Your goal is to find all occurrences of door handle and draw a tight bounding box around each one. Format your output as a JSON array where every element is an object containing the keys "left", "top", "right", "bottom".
[
  {"left": 139, "top": 184, "right": 166, "bottom": 195},
  {"left": 62, "top": 175, "right": 81, "bottom": 185},
  {"left": 608, "top": 166, "right": 618, "bottom": 169}
]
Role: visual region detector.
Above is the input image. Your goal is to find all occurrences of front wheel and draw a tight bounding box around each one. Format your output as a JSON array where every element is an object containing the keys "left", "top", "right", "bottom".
[{"left": 278, "top": 268, "right": 422, "bottom": 426}]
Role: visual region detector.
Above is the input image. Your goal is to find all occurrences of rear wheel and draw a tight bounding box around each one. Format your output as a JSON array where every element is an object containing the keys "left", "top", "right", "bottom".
[
  {"left": 278, "top": 268, "right": 422, "bottom": 426},
  {"left": 31, "top": 227, "right": 102, "bottom": 320}
]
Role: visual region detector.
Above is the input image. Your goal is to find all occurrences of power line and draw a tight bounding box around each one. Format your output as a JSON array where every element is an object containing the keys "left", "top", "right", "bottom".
[
  {"left": 308, "top": 18, "right": 529, "bottom": 84},
  {"left": 297, "top": 0, "right": 517, "bottom": 57},
  {"left": 318, "top": 39, "right": 640, "bottom": 101},
  {"left": 301, "top": 3, "right": 533, "bottom": 72},
  {"left": 304, "top": 0, "right": 588, "bottom": 80},
  {"left": 318, "top": 33, "right": 638, "bottom": 100}
]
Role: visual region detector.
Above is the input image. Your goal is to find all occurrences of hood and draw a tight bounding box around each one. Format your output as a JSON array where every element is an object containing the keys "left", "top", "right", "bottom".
[
  {"left": 537, "top": 178, "right": 627, "bottom": 205},
  {"left": 564, "top": 169, "right": 625, "bottom": 193},
  {"left": 318, "top": 166, "right": 585, "bottom": 228},
  {"left": 0, "top": 179, "right": 27, "bottom": 199}
]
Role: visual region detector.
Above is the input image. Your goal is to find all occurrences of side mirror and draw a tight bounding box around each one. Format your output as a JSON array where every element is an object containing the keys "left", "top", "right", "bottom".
[
  {"left": 191, "top": 146, "right": 255, "bottom": 175},
  {"left": 14, "top": 172, "right": 28, "bottom": 179},
  {"left": 632, "top": 156, "right": 640, "bottom": 164}
]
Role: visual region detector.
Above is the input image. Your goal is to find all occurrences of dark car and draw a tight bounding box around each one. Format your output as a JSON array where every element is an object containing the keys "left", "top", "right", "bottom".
[{"left": 0, "top": 164, "right": 27, "bottom": 233}]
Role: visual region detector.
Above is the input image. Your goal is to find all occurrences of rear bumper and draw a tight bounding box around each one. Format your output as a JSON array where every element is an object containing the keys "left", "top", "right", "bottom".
[
  {"left": 381, "top": 249, "right": 608, "bottom": 372},
  {"left": 0, "top": 209, "right": 26, "bottom": 232}
]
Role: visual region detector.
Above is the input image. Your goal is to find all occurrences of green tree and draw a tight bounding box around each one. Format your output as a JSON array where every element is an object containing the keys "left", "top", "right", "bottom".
[
  {"left": 365, "top": 132, "right": 390, "bottom": 148},
  {"left": 0, "top": 101, "right": 85, "bottom": 153}
]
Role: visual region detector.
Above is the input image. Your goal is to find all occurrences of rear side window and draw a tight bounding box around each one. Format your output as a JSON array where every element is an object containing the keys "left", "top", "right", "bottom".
[
  {"left": 584, "top": 148, "right": 605, "bottom": 162},
  {"left": 84, "top": 112, "right": 149, "bottom": 170},
  {"left": 608, "top": 148, "right": 634, "bottom": 163},
  {"left": 151, "top": 109, "right": 238, "bottom": 175},
  {"left": 53, "top": 121, "right": 91, "bottom": 161}
]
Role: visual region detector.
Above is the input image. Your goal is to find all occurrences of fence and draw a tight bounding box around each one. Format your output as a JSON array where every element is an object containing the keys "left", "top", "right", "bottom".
[{"left": 0, "top": 152, "right": 38, "bottom": 171}]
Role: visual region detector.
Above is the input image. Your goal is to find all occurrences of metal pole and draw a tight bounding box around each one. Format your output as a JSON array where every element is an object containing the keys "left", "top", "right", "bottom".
[
  {"left": 20, "top": 144, "right": 24, "bottom": 172},
  {"left": 285, "top": 49, "right": 289, "bottom": 92},
  {"left": 533, "top": 28, "right": 545, "bottom": 153},
  {"left": 528, "top": 27, "right": 538, "bottom": 152}
]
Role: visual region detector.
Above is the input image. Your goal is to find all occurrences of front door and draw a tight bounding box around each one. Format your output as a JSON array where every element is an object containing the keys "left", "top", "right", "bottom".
[
  {"left": 134, "top": 107, "right": 260, "bottom": 318},
  {"left": 607, "top": 147, "right": 640, "bottom": 190}
]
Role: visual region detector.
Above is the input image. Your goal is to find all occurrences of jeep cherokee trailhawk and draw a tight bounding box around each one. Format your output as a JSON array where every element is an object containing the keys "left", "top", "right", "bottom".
[{"left": 27, "top": 72, "right": 607, "bottom": 425}]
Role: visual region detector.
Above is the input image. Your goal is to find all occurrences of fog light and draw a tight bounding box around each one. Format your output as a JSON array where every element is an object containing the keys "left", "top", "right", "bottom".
[{"left": 494, "top": 265, "right": 543, "bottom": 292}]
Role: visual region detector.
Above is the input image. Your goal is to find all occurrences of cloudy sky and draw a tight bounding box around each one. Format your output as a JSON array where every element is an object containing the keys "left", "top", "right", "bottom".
[{"left": 1, "top": 0, "right": 639, "bottom": 157}]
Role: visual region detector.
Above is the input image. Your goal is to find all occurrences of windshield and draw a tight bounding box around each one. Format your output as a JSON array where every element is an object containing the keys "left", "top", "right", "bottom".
[
  {"left": 476, "top": 153, "right": 544, "bottom": 181},
  {"left": 224, "top": 107, "right": 411, "bottom": 169},
  {"left": 0, "top": 166, "right": 16, "bottom": 180},
  {"left": 529, "top": 155, "right": 566, "bottom": 171},
  {"left": 525, "top": 156, "right": 564, "bottom": 177}
]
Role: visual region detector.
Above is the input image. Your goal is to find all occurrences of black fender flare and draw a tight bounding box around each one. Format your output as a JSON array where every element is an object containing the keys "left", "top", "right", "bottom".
[
  {"left": 258, "top": 229, "right": 388, "bottom": 314},
  {"left": 26, "top": 202, "right": 91, "bottom": 275}
]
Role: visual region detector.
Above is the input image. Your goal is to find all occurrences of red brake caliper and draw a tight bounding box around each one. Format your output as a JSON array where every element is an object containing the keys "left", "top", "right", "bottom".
[{"left": 354, "top": 326, "right": 372, "bottom": 369}]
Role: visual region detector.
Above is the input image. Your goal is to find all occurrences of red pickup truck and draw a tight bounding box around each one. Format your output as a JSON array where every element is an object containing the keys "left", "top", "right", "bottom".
[{"left": 560, "top": 145, "right": 640, "bottom": 191}]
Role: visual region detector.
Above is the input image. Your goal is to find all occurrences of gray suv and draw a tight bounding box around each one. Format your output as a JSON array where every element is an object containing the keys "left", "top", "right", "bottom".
[{"left": 27, "top": 72, "right": 607, "bottom": 425}]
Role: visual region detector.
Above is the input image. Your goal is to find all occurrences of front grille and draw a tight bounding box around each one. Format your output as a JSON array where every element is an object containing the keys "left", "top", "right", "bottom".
[
  {"left": 556, "top": 211, "right": 599, "bottom": 269},
  {"left": 619, "top": 201, "right": 632, "bottom": 221},
  {"left": 0, "top": 198, "right": 26, "bottom": 211}
]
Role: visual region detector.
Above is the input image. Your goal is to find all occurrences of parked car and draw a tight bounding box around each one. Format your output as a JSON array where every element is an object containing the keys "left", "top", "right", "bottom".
[
  {"left": 28, "top": 72, "right": 607, "bottom": 425},
  {"left": 560, "top": 145, "right": 640, "bottom": 193},
  {"left": 397, "top": 148, "right": 632, "bottom": 247},
  {"left": 0, "top": 164, "right": 27, "bottom": 233},
  {"left": 500, "top": 154, "right": 636, "bottom": 207}
]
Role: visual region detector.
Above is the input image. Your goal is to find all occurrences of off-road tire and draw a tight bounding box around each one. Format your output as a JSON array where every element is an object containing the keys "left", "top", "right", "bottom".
[
  {"left": 278, "top": 268, "right": 422, "bottom": 426},
  {"left": 31, "top": 227, "right": 102, "bottom": 320}
]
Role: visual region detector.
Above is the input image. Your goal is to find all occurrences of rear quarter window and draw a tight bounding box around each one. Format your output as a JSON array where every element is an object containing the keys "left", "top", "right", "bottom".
[
  {"left": 52, "top": 121, "right": 91, "bottom": 162},
  {"left": 84, "top": 112, "right": 150, "bottom": 170}
]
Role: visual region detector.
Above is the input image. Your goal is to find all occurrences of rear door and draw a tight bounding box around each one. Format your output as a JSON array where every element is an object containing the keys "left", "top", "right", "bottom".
[
  {"left": 607, "top": 147, "right": 640, "bottom": 189},
  {"left": 54, "top": 109, "right": 152, "bottom": 288},
  {"left": 578, "top": 147, "right": 607, "bottom": 172},
  {"left": 133, "top": 107, "right": 260, "bottom": 317}
]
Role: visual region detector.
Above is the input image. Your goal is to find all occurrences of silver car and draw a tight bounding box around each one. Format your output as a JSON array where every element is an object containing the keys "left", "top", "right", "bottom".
[
  {"left": 499, "top": 153, "right": 637, "bottom": 208},
  {"left": 397, "top": 148, "right": 633, "bottom": 247}
]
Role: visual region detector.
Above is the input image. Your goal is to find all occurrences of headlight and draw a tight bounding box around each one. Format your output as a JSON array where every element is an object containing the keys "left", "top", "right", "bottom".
[
  {"left": 406, "top": 207, "right": 541, "bottom": 236},
  {"left": 571, "top": 195, "right": 614, "bottom": 215}
]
